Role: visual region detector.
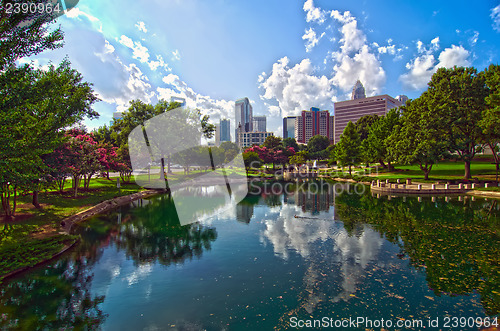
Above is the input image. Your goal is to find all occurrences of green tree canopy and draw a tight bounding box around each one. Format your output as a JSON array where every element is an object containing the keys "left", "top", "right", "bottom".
[
  {"left": 0, "top": 0, "right": 64, "bottom": 70},
  {"left": 334, "top": 121, "right": 361, "bottom": 175},
  {"left": 363, "top": 109, "right": 401, "bottom": 170},
  {"left": 354, "top": 114, "right": 379, "bottom": 141},
  {"left": 283, "top": 137, "right": 299, "bottom": 151},
  {"left": 426, "top": 66, "right": 489, "bottom": 179},
  {"left": 387, "top": 96, "right": 448, "bottom": 180},
  {"left": 0, "top": 60, "right": 99, "bottom": 217},
  {"left": 480, "top": 64, "right": 500, "bottom": 180},
  {"left": 242, "top": 151, "right": 263, "bottom": 171},
  {"left": 307, "top": 135, "right": 331, "bottom": 154},
  {"left": 263, "top": 135, "right": 282, "bottom": 150}
]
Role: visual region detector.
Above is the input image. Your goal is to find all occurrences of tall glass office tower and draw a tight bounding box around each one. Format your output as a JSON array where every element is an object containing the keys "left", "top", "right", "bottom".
[{"left": 235, "top": 97, "right": 253, "bottom": 145}]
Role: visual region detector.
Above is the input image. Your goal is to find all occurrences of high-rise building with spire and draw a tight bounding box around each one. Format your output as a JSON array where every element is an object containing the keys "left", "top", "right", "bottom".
[
  {"left": 351, "top": 80, "right": 366, "bottom": 100},
  {"left": 334, "top": 81, "right": 402, "bottom": 143},
  {"left": 235, "top": 97, "right": 253, "bottom": 145}
]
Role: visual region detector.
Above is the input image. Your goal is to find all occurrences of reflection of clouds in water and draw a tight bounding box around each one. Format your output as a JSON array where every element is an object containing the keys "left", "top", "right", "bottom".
[
  {"left": 261, "top": 203, "right": 339, "bottom": 259},
  {"left": 332, "top": 229, "right": 383, "bottom": 303},
  {"left": 261, "top": 202, "right": 384, "bottom": 312},
  {"left": 126, "top": 263, "right": 153, "bottom": 287},
  {"left": 175, "top": 184, "right": 248, "bottom": 225}
]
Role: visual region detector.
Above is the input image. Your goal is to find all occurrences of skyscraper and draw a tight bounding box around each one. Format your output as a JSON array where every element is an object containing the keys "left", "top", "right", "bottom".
[
  {"left": 252, "top": 116, "right": 266, "bottom": 132},
  {"left": 294, "top": 107, "right": 334, "bottom": 144},
  {"left": 283, "top": 116, "right": 297, "bottom": 139},
  {"left": 396, "top": 95, "right": 409, "bottom": 106},
  {"left": 219, "top": 119, "right": 230, "bottom": 142},
  {"left": 334, "top": 94, "right": 401, "bottom": 143},
  {"left": 351, "top": 80, "right": 366, "bottom": 100},
  {"left": 235, "top": 97, "right": 253, "bottom": 145}
]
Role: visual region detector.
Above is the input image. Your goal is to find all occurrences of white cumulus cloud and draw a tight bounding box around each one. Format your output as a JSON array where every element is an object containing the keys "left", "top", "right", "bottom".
[
  {"left": 119, "top": 35, "right": 150, "bottom": 63},
  {"left": 330, "top": 10, "right": 386, "bottom": 96},
  {"left": 172, "top": 49, "right": 181, "bottom": 61},
  {"left": 400, "top": 43, "right": 470, "bottom": 90},
  {"left": 491, "top": 5, "right": 500, "bottom": 32},
  {"left": 135, "top": 21, "right": 148, "bottom": 33},
  {"left": 303, "top": 0, "right": 326, "bottom": 24},
  {"left": 157, "top": 74, "right": 234, "bottom": 123},
  {"left": 259, "top": 57, "right": 336, "bottom": 117},
  {"left": 302, "top": 28, "right": 324, "bottom": 53}
]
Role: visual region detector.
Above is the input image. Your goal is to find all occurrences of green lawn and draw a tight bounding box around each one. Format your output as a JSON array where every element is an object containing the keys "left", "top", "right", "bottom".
[
  {"left": 0, "top": 177, "right": 145, "bottom": 280},
  {"left": 341, "top": 161, "right": 499, "bottom": 182}
]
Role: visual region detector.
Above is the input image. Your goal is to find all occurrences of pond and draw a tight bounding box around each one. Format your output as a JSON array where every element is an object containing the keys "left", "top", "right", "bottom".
[{"left": 0, "top": 181, "right": 499, "bottom": 330}]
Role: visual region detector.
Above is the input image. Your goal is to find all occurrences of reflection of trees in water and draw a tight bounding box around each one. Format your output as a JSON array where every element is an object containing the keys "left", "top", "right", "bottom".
[
  {"left": 335, "top": 192, "right": 500, "bottom": 316},
  {"left": 258, "top": 184, "right": 500, "bottom": 324},
  {"left": 117, "top": 195, "right": 218, "bottom": 266},
  {"left": 0, "top": 258, "right": 106, "bottom": 330},
  {"left": 76, "top": 195, "right": 218, "bottom": 267}
]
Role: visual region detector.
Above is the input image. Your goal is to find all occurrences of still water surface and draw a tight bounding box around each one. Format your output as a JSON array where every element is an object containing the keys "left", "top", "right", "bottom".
[{"left": 1, "top": 182, "right": 499, "bottom": 330}]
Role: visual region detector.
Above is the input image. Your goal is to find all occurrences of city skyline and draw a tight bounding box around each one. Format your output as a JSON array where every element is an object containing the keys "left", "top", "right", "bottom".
[{"left": 18, "top": 0, "right": 500, "bottom": 138}]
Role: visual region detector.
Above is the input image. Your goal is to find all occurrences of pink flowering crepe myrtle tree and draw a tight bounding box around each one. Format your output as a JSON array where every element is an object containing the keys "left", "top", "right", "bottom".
[
  {"left": 244, "top": 145, "right": 296, "bottom": 172},
  {"left": 47, "top": 129, "right": 101, "bottom": 197}
]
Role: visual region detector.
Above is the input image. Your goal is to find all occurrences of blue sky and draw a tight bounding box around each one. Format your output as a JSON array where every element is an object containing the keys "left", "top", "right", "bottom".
[{"left": 23, "top": 0, "right": 500, "bottom": 137}]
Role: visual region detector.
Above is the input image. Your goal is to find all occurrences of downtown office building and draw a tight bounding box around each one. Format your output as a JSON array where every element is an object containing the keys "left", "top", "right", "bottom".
[
  {"left": 235, "top": 97, "right": 253, "bottom": 146},
  {"left": 333, "top": 81, "right": 403, "bottom": 143},
  {"left": 294, "top": 107, "right": 334, "bottom": 144}
]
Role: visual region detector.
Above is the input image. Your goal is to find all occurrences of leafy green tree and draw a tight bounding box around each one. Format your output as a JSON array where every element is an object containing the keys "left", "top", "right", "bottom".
[
  {"left": 426, "top": 66, "right": 489, "bottom": 179},
  {"left": 0, "top": 0, "right": 64, "bottom": 70},
  {"left": 387, "top": 96, "right": 448, "bottom": 180},
  {"left": 307, "top": 135, "right": 331, "bottom": 159},
  {"left": 355, "top": 114, "right": 379, "bottom": 141},
  {"left": 283, "top": 137, "right": 299, "bottom": 151},
  {"left": 219, "top": 141, "right": 240, "bottom": 164},
  {"left": 334, "top": 121, "right": 361, "bottom": 175},
  {"left": 355, "top": 114, "right": 379, "bottom": 166},
  {"left": 289, "top": 150, "right": 309, "bottom": 165},
  {"left": 92, "top": 124, "right": 114, "bottom": 146},
  {"left": 263, "top": 135, "right": 282, "bottom": 150},
  {"left": 363, "top": 109, "right": 401, "bottom": 170},
  {"left": 242, "top": 151, "right": 263, "bottom": 172},
  {"left": 0, "top": 61, "right": 98, "bottom": 217},
  {"left": 480, "top": 64, "right": 500, "bottom": 181}
]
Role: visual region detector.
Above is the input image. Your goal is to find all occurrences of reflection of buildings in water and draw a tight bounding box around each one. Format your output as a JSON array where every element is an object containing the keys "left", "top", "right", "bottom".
[
  {"left": 236, "top": 203, "right": 254, "bottom": 223},
  {"left": 261, "top": 203, "right": 384, "bottom": 313},
  {"left": 288, "top": 184, "right": 336, "bottom": 214},
  {"left": 171, "top": 184, "right": 248, "bottom": 225}
]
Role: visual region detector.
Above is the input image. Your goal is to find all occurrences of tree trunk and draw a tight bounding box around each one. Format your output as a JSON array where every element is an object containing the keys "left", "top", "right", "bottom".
[
  {"left": 73, "top": 176, "right": 79, "bottom": 198},
  {"left": 167, "top": 155, "right": 172, "bottom": 174},
  {"left": 1, "top": 189, "right": 12, "bottom": 219},
  {"left": 32, "top": 190, "right": 41, "bottom": 209},
  {"left": 160, "top": 157, "right": 165, "bottom": 179},
  {"left": 420, "top": 163, "right": 432, "bottom": 180},
  {"left": 10, "top": 186, "right": 17, "bottom": 217},
  {"left": 85, "top": 173, "right": 93, "bottom": 189},
  {"left": 58, "top": 178, "right": 66, "bottom": 193},
  {"left": 379, "top": 159, "right": 387, "bottom": 169},
  {"left": 349, "top": 165, "right": 352, "bottom": 175},
  {"left": 464, "top": 160, "right": 472, "bottom": 179}
]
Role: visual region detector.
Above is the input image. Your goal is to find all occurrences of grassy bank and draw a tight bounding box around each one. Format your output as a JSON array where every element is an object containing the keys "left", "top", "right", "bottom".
[
  {"left": 0, "top": 177, "right": 144, "bottom": 281},
  {"left": 331, "top": 161, "right": 499, "bottom": 183}
]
